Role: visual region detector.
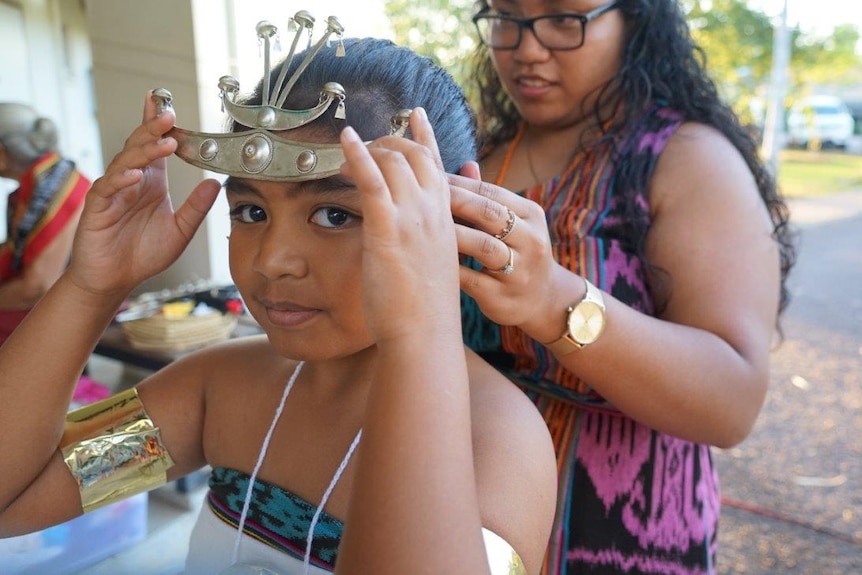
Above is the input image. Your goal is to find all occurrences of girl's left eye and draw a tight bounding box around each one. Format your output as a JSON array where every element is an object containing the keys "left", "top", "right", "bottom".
[{"left": 310, "top": 206, "right": 358, "bottom": 229}]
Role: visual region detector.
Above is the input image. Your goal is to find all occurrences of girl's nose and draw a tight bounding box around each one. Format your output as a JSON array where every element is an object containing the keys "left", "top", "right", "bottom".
[{"left": 251, "top": 224, "right": 309, "bottom": 279}]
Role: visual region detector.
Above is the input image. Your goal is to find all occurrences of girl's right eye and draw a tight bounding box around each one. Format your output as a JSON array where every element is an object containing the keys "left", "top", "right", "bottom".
[{"left": 229, "top": 204, "right": 267, "bottom": 223}]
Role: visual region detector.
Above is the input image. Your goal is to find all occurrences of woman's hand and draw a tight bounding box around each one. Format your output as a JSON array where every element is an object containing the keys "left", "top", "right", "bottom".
[
  {"left": 339, "top": 108, "right": 461, "bottom": 344},
  {"left": 449, "top": 170, "right": 567, "bottom": 340},
  {"left": 68, "top": 91, "right": 221, "bottom": 297}
]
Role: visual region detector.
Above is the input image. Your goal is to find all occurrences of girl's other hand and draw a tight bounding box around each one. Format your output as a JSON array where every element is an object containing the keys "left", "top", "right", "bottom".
[
  {"left": 69, "top": 91, "right": 221, "bottom": 297},
  {"left": 340, "top": 107, "right": 461, "bottom": 344}
]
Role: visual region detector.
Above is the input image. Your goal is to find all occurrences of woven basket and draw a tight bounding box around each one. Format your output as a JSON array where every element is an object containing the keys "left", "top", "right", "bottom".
[{"left": 121, "top": 311, "right": 238, "bottom": 352}]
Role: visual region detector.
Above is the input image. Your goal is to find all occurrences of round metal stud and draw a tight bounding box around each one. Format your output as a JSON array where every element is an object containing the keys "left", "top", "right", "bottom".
[
  {"left": 322, "top": 82, "right": 346, "bottom": 100},
  {"left": 296, "top": 150, "right": 318, "bottom": 174},
  {"left": 257, "top": 107, "right": 276, "bottom": 128},
  {"left": 255, "top": 20, "right": 278, "bottom": 39},
  {"left": 218, "top": 76, "right": 240, "bottom": 96},
  {"left": 390, "top": 109, "right": 413, "bottom": 137},
  {"left": 240, "top": 134, "right": 273, "bottom": 174},
  {"left": 326, "top": 16, "right": 345, "bottom": 35},
  {"left": 151, "top": 88, "right": 174, "bottom": 115},
  {"left": 293, "top": 10, "right": 315, "bottom": 29},
  {"left": 199, "top": 139, "right": 219, "bottom": 161}
]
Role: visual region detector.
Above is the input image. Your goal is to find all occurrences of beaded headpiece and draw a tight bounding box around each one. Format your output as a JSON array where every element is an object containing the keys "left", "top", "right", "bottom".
[{"left": 151, "top": 11, "right": 411, "bottom": 182}]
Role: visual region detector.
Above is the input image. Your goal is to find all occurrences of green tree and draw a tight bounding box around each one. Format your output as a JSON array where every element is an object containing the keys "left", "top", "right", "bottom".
[
  {"left": 386, "top": 0, "right": 861, "bottom": 126},
  {"left": 686, "top": 0, "right": 774, "bottom": 124},
  {"left": 384, "top": 0, "right": 477, "bottom": 89},
  {"left": 789, "top": 24, "right": 862, "bottom": 101}
]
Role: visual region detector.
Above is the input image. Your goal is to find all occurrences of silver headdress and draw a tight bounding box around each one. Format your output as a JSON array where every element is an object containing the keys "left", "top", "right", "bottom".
[{"left": 151, "top": 11, "right": 411, "bottom": 182}]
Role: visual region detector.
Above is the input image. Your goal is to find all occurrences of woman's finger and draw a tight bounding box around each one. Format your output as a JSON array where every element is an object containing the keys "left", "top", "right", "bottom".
[
  {"left": 450, "top": 184, "right": 521, "bottom": 241},
  {"left": 459, "top": 161, "right": 481, "bottom": 181},
  {"left": 455, "top": 223, "right": 516, "bottom": 274},
  {"left": 448, "top": 173, "right": 531, "bottom": 211}
]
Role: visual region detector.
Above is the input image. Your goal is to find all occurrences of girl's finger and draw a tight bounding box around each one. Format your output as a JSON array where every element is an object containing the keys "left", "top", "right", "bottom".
[
  {"left": 174, "top": 178, "right": 222, "bottom": 239},
  {"left": 408, "top": 107, "right": 445, "bottom": 171},
  {"left": 340, "top": 126, "right": 392, "bottom": 210}
]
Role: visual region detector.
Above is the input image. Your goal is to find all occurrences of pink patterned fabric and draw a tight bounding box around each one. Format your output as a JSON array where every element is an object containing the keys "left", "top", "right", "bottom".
[{"left": 462, "top": 106, "right": 719, "bottom": 574}]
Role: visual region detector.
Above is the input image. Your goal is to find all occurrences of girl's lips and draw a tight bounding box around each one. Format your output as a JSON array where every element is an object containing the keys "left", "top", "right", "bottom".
[{"left": 260, "top": 301, "right": 320, "bottom": 328}]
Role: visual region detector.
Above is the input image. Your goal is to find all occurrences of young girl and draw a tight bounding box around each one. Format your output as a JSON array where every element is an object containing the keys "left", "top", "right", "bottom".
[{"left": 0, "top": 34, "right": 556, "bottom": 575}]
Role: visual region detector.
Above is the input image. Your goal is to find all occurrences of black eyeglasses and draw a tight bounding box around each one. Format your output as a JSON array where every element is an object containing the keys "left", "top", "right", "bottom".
[{"left": 473, "top": 0, "right": 620, "bottom": 51}]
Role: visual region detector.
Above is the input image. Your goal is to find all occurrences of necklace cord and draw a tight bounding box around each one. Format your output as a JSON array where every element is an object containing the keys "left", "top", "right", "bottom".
[
  {"left": 302, "top": 429, "right": 362, "bottom": 572},
  {"left": 494, "top": 122, "right": 527, "bottom": 187},
  {"left": 228, "top": 360, "right": 363, "bottom": 575},
  {"left": 230, "top": 361, "right": 306, "bottom": 566}
]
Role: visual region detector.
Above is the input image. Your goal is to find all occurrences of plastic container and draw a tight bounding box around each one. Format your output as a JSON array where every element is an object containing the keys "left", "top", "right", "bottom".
[{"left": 0, "top": 492, "right": 148, "bottom": 574}]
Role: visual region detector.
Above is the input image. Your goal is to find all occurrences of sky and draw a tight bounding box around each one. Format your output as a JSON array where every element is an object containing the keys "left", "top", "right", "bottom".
[
  {"left": 231, "top": 0, "right": 392, "bottom": 40},
  {"left": 229, "top": 0, "right": 393, "bottom": 89},
  {"left": 747, "top": 0, "right": 858, "bottom": 35}
]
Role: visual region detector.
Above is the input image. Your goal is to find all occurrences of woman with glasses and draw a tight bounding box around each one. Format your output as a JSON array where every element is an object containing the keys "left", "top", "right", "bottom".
[{"left": 450, "top": 0, "right": 796, "bottom": 573}]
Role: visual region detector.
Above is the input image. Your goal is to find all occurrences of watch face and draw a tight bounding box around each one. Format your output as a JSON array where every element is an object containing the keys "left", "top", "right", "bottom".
[{"left": 568, "top": 301, "right": 605, "bottom": 345}]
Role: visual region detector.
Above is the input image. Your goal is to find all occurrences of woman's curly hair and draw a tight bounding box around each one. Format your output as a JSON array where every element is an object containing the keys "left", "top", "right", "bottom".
[{"left": 470, "top": 0, "right": 796, "bottom": 321}]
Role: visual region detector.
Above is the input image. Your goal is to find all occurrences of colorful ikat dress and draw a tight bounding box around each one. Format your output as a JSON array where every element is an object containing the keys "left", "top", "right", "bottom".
[{"left": 462, "top": 106, "right": 719, "bottom": 575}]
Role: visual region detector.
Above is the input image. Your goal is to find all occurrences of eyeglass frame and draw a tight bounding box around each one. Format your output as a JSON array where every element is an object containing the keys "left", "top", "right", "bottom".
[{"left": 472, "top": 0, "right": 621, "bottom": 51}]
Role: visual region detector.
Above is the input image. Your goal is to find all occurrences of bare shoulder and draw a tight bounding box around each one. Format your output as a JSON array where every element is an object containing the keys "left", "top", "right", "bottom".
[
  {"left": 132, "top": 334, "right": 278, "bottom": 477},
  {"left": 466, "top": 350, "right": 551, "bottom": 443},
  {"left": 465, "top": 348, "right": 557, "bottom": 575},
  {"left": 650, "top": 121, "right": 762, "bottom": 214},
  {"left": 138, "top": 334, "right": 274, "bottom": 393}
]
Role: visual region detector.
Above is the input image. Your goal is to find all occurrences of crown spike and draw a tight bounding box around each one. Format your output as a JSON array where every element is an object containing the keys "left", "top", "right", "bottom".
[
  {"left": 275, "top": 15, "right": 345, "bottom": 109},
  {"left": 255, "top": 21, "right": 278, "bottom": 105},
  {"left": 269, "top": 11, "right": 315, "bottom": 107}
]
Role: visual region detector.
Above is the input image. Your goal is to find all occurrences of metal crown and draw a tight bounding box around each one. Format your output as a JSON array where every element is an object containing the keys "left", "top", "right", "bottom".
[{"left": 150, "top": 11, "right": 410, "bottom": 182}]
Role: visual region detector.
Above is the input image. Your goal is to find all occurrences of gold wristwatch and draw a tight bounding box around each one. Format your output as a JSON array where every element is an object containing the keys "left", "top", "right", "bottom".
[{"left": 545, "top": 278, "right": 606, "bottom": 355}]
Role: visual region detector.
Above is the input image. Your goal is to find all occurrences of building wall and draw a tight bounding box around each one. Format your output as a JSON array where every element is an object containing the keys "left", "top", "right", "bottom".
[
  {"left": 84, "top": 0, "right": 233, "bottom": 292},
  {"left": 4, "top": 0, "right": 393, "bottom": 287},
  {"left": 0, "top": 0, "right": 104, "bottom": 238}
]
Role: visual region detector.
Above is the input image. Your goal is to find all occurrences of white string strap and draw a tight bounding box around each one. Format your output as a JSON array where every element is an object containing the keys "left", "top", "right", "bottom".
[
  {"left": 302, "top": 428, "right": 363, "bottom": 573},
  {"left": 230, "top": 361, "right": 305, "bottom": 566}
]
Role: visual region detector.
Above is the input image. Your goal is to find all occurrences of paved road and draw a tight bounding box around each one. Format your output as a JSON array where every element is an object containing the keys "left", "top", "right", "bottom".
[{"left": 715, "top": 190, "right": 862, "bottom": 574}]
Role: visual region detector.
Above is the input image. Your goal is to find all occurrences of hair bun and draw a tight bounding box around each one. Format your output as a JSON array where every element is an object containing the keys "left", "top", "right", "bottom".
[{"left": 28, "top": 117, "right": 58, "bottom": 153}]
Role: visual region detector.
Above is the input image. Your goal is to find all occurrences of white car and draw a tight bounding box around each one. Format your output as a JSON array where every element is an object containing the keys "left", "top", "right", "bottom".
[{"left": 786, "top": 95, "right": 855, "bottom": 149}]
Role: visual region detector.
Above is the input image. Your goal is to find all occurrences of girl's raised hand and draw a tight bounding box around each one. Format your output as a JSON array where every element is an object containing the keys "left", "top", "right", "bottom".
[
  {"left": 68, "top": 91, "right": 221, "bottom": 297},
  {"left": 339, "top": 107, "right": 461, "bottom": 344}
]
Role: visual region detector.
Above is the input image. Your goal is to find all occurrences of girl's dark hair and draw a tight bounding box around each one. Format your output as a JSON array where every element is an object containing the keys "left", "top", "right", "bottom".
[
  {"left": 241, "top": 37, "right": 477, "bottom": 174},
  {"left": 470, "top": 0, "right": 796, "bottom": 321}
]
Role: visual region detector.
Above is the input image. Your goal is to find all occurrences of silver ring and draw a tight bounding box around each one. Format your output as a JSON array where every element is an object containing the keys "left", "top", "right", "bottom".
[
  {"left": 494, "top": 207, "right": 517, "bottom": 241},
  {"left": 488, "top": 245, "right": 515, "bottom": 276}
]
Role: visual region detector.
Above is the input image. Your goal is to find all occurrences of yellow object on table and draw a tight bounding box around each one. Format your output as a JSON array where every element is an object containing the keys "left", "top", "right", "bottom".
[{"left": 161, "top": 300, "right": 195, "bottom": 318}]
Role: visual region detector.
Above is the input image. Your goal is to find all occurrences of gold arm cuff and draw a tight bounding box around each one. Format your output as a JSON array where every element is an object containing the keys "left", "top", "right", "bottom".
[
  {"left": 60, "top": 388, "right": 174, "bottom": 513},
  {"left": 483, "top": 527, "right": 528, "bottom": 575}
]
